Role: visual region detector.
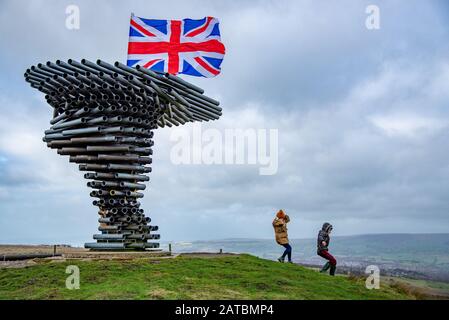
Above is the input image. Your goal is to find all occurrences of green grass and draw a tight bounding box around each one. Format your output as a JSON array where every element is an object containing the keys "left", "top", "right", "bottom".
[{"left": 0, "top": 254, "right": 414, "bottom": 300}]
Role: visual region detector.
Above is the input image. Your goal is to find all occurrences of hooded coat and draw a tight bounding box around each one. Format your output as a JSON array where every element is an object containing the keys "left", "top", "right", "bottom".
[
  {"left": 273, "top": 215, "right": 290, "bottom": 245},
  {"left": 317, "top": 222, "right": 333, "bottom": 252}
]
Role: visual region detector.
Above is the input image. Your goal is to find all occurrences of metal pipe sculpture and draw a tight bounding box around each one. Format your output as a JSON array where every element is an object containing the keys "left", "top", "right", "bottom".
[{"left": 24, "top": 59, "right": 222, "bottom": 250}]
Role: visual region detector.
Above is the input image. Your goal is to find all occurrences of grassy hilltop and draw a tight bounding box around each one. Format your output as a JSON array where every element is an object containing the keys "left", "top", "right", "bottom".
[{"left": 0, "top": 254, "right": 414, "bottom": 300}]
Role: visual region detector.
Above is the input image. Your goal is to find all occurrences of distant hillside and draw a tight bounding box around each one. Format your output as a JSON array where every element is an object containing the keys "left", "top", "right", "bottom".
[
  {"left": 166, "top": 234, "right": 449, "bottom": 282},
  {"left": 0, "top": 254, "right": 414, "bottom": 300}
]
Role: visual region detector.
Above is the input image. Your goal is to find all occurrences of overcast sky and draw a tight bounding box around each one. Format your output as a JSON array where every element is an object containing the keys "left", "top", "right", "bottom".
[{"left": 1, "top": 0, "right": 449, "bottom": 245}]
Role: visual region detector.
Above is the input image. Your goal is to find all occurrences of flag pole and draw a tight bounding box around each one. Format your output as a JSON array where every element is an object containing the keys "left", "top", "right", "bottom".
[{"left": 126, "top": 13, "right": 135, "bottom": 66}]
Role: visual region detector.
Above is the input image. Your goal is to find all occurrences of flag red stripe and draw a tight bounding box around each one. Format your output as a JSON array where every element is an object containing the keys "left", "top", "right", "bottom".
[
  {"left": 143, "top": 59, "right": 160, "bottom": 68},
  {"left": 168, "top": 20, "right": 182, "bottom": 74},
  {"left": 194, "top": 57, "right": 219, "bottom": 76},
  {"left": 185, "top": 17, "right": 213, "bottom": 37},
  {"left": 128, "top": 40, "right": 225, "bottom": 55},
  {"left": 130, "top": 19, "right": 156, "bottom": 37}
]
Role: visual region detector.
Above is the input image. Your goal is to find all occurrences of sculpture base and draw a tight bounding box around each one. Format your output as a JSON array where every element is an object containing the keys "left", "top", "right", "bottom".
[
  {"left": 65, "top": 250, "right": 170, "bottom": 260},
  {"left": 84, "top": 242, "right": 160, "bottom": 251}
]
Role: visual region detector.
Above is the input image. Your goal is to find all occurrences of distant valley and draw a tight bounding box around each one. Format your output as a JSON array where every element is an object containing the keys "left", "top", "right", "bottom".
[{"left": 164, "top": 234, "right": 449, "bottom": 282}]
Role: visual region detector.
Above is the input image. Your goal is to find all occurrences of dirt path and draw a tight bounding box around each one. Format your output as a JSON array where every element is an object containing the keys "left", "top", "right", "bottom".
[
  {"left": 0, "top": 245, "right": 239, "bottom": 268},
  {"left": 0, "top": 244, "right": 88, "bottom": 256}
]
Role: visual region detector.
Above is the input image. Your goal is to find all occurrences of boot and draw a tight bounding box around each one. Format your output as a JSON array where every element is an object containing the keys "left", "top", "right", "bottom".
[
  {"left": 278, "top": 256, "right": 285, "bottom": 263},
  {"left": 320, "top": 262, "right": 330, "bottom": 273},
  {"left": 330, "top": 265, "right": 336, "bottom": 276}
]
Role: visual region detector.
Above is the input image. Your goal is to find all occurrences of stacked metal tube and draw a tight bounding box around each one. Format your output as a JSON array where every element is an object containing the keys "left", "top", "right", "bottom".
[{"left": 24, "top": 59, "right": 222, "bottom": 250}]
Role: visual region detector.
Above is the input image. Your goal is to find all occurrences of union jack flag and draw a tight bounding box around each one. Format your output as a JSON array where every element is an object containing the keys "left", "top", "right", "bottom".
[{"left": 127, "top": 15, "right": 225, "bottom": 78}]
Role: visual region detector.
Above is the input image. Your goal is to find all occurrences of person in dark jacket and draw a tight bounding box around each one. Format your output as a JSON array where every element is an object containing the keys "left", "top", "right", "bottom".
[
  {"left": 317, "top": 222, "right": 337, "bottom": 276},
  {"left": 272, "top": 209, "right": 292, "bottom": 263}
]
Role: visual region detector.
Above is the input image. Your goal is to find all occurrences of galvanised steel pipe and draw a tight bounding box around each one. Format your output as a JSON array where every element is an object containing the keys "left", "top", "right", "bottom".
[
  {"left": 127, "top": 243, "right": 159, "bottom": 249},
  {"left": 93, "top": 234, "right": 125, "bottom": 240},
  {"left": 52, "top": 118, "right": 87, "bottom": 129},
  {"left": 62, "top": 126, "right": 101, "bottom": 136},
  {"left": 99, "top": 217, "right": 115, "bottom": 223},
  {"left": 107, "top": 164, "right": 151, "bottom": 172},
  {"left": 115, "top": 173, "right": 149, "bottom": 181},
  {"left": 99, "top": 225, "right": 121, "bottom": 232},
  {"left": 126, "top": 234, "right": 146, "bottom": 240},
  {"left": 126, "top": 191, "right": 144, "bottom": 198},
  {"left": 84, "top": 242, "right": 127, "bottom": 250},
  {"left": 109, "top": 190, "right": 127, "bottom": 197}
]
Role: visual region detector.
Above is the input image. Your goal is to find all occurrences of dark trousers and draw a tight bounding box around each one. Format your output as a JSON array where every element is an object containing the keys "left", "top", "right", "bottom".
[
  {"left": 281, "top": 243, "right": 292, "bottom": 262},
  {"left": 318, "top": 250, "right": 337, "bottom": 275}
]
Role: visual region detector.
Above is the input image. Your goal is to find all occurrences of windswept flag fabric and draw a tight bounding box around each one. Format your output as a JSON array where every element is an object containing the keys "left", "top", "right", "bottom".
[{"left": 127, "top": 15, "right": 225, "bottom": 77}]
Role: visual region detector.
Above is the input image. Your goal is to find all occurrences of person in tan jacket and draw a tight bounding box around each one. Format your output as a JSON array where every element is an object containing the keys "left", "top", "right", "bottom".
[{"left": 272, "top": 209, "right": 292, "bottom": 263}]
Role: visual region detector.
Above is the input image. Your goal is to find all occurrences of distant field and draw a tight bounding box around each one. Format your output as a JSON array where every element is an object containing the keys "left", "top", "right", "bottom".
[
  {"left": 0, "top": 254, "right": 415, "bottom": 300},
  {"left": 384, "top": 277, "right": 449, "bottom": 300}
]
